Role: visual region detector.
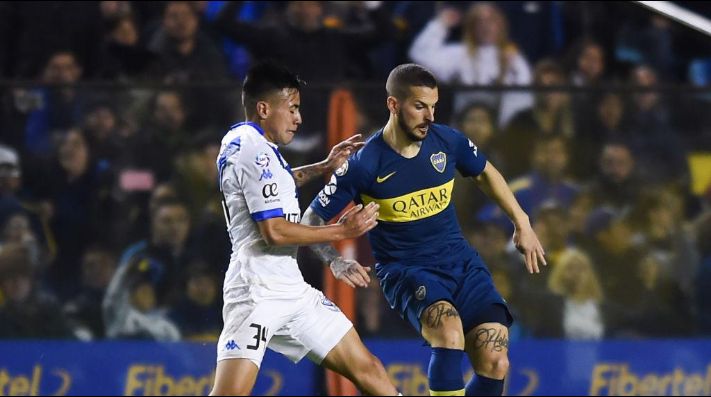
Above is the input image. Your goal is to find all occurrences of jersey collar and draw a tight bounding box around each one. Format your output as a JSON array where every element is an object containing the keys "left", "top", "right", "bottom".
[{"left": 230, "top": 121, "right": 265, "bottom": 136}]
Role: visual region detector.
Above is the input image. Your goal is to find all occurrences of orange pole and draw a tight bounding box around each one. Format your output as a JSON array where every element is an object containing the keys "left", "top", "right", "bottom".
[{"left": 324, "top": 88, "right": 360, "bottom": 396}]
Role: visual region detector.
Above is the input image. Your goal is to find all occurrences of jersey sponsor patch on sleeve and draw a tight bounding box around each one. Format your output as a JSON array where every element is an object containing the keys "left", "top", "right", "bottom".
[
  {"left": 255, "top": 152, "right": 271, "bottom": 167},
  {"left": 323, "top": 175, "right": 338, "bottom": 195},
  {"left": 468, "top": 139, "right": 479, "bottom": 156},
  {"left": 335, "top": 161, "right": 348, "bottom": 176},
  {"left": 317, "top": 175, "right": 339, "bottom": 207},
  {"left": 318, "top": 191, "right": 330, "bottom": 207}
]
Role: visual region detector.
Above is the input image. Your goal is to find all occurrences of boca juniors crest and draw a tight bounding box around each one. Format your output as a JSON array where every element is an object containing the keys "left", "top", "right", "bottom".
[{"left": 430, "top": 152, "right": 447, "bottom": 173}]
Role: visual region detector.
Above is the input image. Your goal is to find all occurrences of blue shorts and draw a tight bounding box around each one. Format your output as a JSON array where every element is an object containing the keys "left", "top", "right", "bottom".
[{"left": 375, "top": 253, "right": 513, "bottom": 334}]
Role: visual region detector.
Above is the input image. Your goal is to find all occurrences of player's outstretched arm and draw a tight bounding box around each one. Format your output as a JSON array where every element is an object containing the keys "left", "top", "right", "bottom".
[
  {"left": 257, "top": 202, "right": 378, "bottom": 247},
  {"left": 292, "top": 134, "right": 365, "bottom": 187},
  {"left": 301, "top": 206, "right": 372, "bottom": 288},
  {"left": 473, "top": 161, "right": 547, "bottom": 274}
]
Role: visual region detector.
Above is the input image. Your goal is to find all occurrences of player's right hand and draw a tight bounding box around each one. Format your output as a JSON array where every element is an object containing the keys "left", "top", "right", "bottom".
[
  {"left": 337, "top": 202, "right": 379, "bottom": 238},
  {"left": 513, "top": 223, "right": 547, "bottom": 274},
  {"left": 330, "top": 257, "right": 372, "bottom": 288}
]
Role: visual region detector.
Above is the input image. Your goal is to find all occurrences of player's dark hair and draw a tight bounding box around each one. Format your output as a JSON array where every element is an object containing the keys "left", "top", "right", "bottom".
[
  {"left": 242, "top": 61, "right": 303, "bottom": 117},
  {"left": 386, "top": 63, "right": 437, "bottom": 100}
]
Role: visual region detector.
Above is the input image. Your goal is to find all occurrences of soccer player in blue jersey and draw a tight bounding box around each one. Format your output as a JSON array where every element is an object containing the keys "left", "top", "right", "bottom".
[{"left": 303, "top": 64, "right": 547, "bottom": 396}]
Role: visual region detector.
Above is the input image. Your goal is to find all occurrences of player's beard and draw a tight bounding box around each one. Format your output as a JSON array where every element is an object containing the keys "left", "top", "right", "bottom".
[{"left": 397, "top": 110, "right": 429, "bottom": 142}]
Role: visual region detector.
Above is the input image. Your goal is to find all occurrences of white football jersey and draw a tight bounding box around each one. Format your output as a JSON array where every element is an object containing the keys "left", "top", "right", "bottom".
[{"left": 216, "top": 122, "right": 307, "bottom": 298}]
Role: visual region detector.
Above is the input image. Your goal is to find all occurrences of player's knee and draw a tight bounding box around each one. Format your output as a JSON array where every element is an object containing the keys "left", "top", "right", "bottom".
[
  {"left": 492, "top": 356, "right": 509, "bottom": 377},
  {"left": 477, "top": 355, "right": 509, "bottom": 379},
  {"left": 356, "top": 353, "right": 387, "bottom": 378},
  {"left": 428, "top": 327, "right": 465, "bottom": 349}
]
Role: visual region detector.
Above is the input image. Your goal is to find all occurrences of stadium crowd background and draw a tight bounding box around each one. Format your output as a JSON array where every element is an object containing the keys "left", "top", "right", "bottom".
[{"left": 0, "top": 0, "right": 710, "bottom": 345}]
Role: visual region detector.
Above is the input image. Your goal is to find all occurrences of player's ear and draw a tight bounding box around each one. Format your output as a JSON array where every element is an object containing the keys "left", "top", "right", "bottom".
[
  {"left": 386, "top": 96, "right": 398, "bottom": 115},
  {"left": 256, "top": 101, "right": 270, "bottom": 120}
]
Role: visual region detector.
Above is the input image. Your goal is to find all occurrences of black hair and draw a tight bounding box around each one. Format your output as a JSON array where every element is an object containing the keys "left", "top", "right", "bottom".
[
  {"left": 242, "top": 61, "right": 303, "bottom": 117},
  {"left": 385, "top": 63, "right": 437, "bottom": 100}
]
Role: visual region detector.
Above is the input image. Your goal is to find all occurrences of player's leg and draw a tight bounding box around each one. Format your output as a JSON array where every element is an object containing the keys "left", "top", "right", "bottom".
[
  {"left": 464, "top": 320, "right": 510, "bottom": 396},
  {"left": 420, "top": 300, "right": 467, "bottom": 396},
  {"left": 376, "top": 262, "right": 467, "bottom": 396},
  {"left": 320, "top": 327, "right": 400, "bottom": 396},
  {"left": 454, "top": 256, "right": 513, "bottom": 396},
  {"left": 210, "top": 298, "right": 286, "bottom": 396},
  {"left": 271, "top": 289, "right": 399, "bottom": 395},
  {"left": 210, "top": 359, "right": 259, "bottom": 396}
]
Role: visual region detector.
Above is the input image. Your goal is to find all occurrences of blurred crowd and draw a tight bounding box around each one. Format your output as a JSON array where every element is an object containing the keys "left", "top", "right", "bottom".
[{"left": 0, "top": 1, "right": 711, "bottom": 342}]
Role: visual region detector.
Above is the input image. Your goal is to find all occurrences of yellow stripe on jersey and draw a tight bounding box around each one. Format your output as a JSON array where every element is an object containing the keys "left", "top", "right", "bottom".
[
  {"left": 429, "top": 388, "right": 465, "bottom": 396},
  {"left": 361, "top": 179, "right": 454, "bottom": 223}
]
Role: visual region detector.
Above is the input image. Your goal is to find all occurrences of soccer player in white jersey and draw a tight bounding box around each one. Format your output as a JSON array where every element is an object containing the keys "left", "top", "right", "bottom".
[{"left": 209, "top": 62, "right": 399, "bottom": 396}]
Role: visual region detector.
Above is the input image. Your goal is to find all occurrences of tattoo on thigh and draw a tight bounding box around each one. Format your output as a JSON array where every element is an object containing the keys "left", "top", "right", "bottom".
[
  {"left": 473, "top": 328, "right": 509, "bottom": 352},
  {"left": 424, "top": 303, "right": 459, "bottom": 329}
]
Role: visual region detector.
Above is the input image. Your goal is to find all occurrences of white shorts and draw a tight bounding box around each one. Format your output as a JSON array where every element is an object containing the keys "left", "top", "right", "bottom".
[{"left": 216, "top": 285, "right": 353, "bottom": 368}]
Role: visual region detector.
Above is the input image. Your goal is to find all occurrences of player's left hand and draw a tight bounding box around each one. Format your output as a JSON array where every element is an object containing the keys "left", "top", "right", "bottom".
[
  {"left": 330, "top": 257, "right": 372, "bottom": 288},
  {"left": 324, "top": 134, "right": 365, "bottom": 172},
  {"left": 513, "top": 223, "right": 547, "bottom": 274}
]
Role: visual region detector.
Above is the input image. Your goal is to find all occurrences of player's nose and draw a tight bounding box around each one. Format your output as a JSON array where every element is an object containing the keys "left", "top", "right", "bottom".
[{"left": 424, "top": 109, "right": 434, "bottom": 122}]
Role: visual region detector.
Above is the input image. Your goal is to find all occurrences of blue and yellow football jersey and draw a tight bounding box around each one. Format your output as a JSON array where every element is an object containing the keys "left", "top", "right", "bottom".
[{"left": 310, "top": 123, "right": 488, "bottom": 265}]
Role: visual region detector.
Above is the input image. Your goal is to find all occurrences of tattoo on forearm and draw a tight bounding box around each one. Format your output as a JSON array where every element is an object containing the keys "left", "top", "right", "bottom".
[
  {"left": 313, "top": 244, "right": 340, "bottom": 264},
  {"left": 473, "top": 328, "right": 509, "bottom": 353},
  {"left": 292, "top": 163, "right": 326, "bottom": 187},
  {"left": 424, "top": 303, "right": 459, "bottom": 329},
  {"left": 302, "top": 208, "right": 339, "bottom": 263}
]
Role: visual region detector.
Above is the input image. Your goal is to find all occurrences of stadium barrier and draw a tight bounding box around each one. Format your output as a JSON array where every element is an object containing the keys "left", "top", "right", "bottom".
[{"left": 1, "top": 339, "right": 710, "bottom": 396}]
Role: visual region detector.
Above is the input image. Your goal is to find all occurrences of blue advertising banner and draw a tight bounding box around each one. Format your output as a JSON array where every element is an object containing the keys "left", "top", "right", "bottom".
[
  {"left": 0, "top": 339, "right": 710, "bottom": 395},
  {"left": 366, "top": 339, "right": 711, "bottom": 396},
  {"left": 0, "top": 341, "right": 316, "bottom": 396}
]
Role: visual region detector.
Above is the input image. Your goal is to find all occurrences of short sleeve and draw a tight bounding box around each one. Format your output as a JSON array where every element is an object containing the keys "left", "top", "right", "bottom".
[
  {"left": 309, "top": 156, "right": 365, "bottom": 222},
  {"left": 234, "top": 142, "right": 284, "bottom": 222},
  {"left": 452, "top": 128, "right": 488, "bottom": 177}
]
